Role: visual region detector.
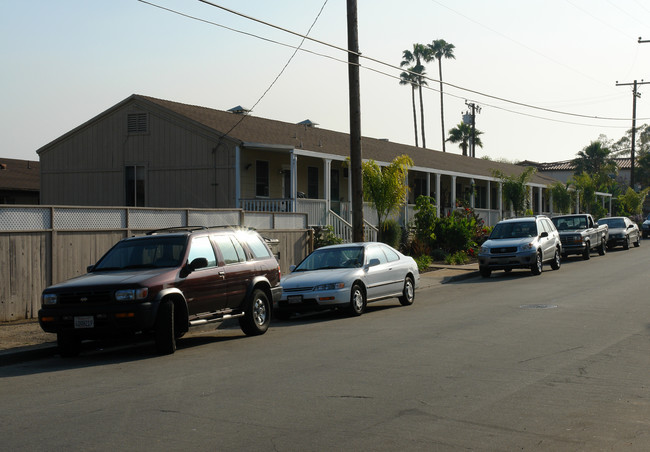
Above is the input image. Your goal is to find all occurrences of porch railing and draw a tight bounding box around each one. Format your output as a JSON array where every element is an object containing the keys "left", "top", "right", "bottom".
[
  {"left": 296, "top": 199, "right": 327, "bottom": 226},
  {"left": 328, "top": 210, "right": 377, "bottom": 243},
  {"left": 241, "top": 198, "right": 292, "bottom": 213},
  {"left": 329, "top": 211, "right": 352, "bottom": 243}
]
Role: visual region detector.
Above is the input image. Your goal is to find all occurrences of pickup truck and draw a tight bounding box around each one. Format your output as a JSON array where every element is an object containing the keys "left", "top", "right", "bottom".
[{"left": 550, "top": 214, "right": 608, "bottom": 260}]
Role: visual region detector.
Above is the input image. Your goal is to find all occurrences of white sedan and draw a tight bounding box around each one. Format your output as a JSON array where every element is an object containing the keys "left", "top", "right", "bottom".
[{"left": 276, "top": 242, "right": 420, "bottom": 318}]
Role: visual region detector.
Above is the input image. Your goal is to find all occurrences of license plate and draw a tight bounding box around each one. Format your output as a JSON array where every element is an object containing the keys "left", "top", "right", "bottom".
[
  {"left": 287, "top": 295, "right": 303, "bottom": 304},
  {"left": 74, "top": 316, "right": 94, "bottom": 328}
]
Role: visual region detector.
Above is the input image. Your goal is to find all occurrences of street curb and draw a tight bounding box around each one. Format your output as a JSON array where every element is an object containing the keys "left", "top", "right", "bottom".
[{"left": 0, "top": 342, "right": 58, "bottom": 366}]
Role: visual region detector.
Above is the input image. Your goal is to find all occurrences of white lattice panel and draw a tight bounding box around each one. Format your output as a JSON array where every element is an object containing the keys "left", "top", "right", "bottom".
[
  {"left": 189, "top": 210, "right": 240, "bottom": 227},
  {"left": 129, "top": 209, "right": 185, "bottom": 229},
  {"left": 274, "top": 214, "right": 307, "bottom": 229},
  {"left": 243, "top": 213, "right": 273, "bottom": 230},
  {"left": 54, "top": 208, "right": 125, "bottom": 230},
  {"left": 0, "top": 207, "right": 50, "bottom": 230}
]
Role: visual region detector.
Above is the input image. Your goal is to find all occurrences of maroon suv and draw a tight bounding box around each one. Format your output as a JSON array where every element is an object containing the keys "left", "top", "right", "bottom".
[{"left": 39, "top": 226, "right": 282, "bottom": 356}]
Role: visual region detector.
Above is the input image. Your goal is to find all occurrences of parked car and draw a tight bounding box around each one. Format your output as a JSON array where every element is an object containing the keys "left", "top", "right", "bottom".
[
  {"left": 641, "top": 214, "right": 650, "bottom": 239},
  {"left": 550, "top": 214, "right": 608, "bottom": 260},
  {"left": 39, "top": 226, "right": 282, "bottom": 357},
  {"left": 478, "top": 216, "right": 562, "bottom": 278},
  {"left": 276, "top": 242, "right": 419, "bottom": 318},
  {"left": 598, "top": 217, "right": 641, "bottom": 250}
]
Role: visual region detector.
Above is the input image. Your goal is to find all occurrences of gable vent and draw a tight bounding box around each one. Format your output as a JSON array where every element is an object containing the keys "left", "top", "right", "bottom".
[{"left": 127, "top": 113, "right": 148, "bottom": 133}]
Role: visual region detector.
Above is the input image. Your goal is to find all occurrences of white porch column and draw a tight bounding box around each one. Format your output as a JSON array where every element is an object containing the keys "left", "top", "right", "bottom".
[
  {"left": 426, "top": 172, "right": 431, "bottom": 199},
  {"left": 324, "top": 159, "right": 331, "bottom": 214},
  {"left": 470, "top": 178, "right": 475, "bottom": 208},
  {"left": 576, "top": 192, "right": 580, "bottom": 213},
  {"left": 609, "top": 196, "right": 612, "bottom": 217},
  {"left": 529, "top": 185, "right": 534, "bottom": 214},
  {"left": 486, "top": 180, "right": 491, "bottom": 210},
  {"left": 498, "top": 182, "right": 503, "bottom": 219},
  {"left": 549, "top": 190, "right": 554, "bottom": 215},
  {"left": 537, "top": 186, "right": 543, "bottom": 215},
  {"left": 290, "top": 152, "right": 298, "bottom": 212},
  {"left": 451, "top": 175, "right": 457, "bottom": 210},
  {"left": 235, "top": 146, "right": 241, "bottom": 208},
  {"left": 404, "top": 172, "right": 409, "bottom": 225},
  {"left": 435, "top": 173, "right": 441, "bottom": 218}
]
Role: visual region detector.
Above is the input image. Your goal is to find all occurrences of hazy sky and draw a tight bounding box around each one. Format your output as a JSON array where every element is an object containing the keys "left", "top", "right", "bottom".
[{"left": 2, "top": 0, "right": 650, "bottom": 164}]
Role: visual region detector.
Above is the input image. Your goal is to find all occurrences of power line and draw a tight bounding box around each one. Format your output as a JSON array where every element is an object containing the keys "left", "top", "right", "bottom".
[{"left": 139, "top": 0, "right": 649, "bottom": 125}]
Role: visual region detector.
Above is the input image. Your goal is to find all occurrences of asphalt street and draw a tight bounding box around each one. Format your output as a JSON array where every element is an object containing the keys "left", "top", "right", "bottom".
[{"left": 1, "top": 245, "right": 649, "bottom": 451}]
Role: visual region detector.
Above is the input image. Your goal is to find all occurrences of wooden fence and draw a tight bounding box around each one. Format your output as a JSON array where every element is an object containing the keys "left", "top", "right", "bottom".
[{"left": 0, "top": 206, "right": 312, "bottom": 322}]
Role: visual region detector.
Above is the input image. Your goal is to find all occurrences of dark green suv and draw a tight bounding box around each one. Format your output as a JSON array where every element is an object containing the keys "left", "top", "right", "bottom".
[{"left": 39, "top": 227, "right": 282, "bottom": 356}]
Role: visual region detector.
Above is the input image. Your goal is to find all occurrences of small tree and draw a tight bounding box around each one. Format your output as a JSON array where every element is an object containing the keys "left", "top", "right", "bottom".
[
  {"left": 617, "top": 186, "right": 649, "bottom": 217},
  {"left": 362, "top": 154, "right": 413, "bottom": 238},
  {"left": 492, "top": 166, "right": 536, "bottom": 217},
  {"left": 549, "top": 181, "right": 574, "bottom": 214}
]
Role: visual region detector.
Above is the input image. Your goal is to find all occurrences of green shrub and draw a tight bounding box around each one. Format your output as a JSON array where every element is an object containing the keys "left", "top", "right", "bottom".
[
  {"left": 444, "top": 250, "right": 470, "bottom": 265},
  {"left": 379, "top": 219, "right": 402, "bottom": 249},
  {"left": 313, "top": 225, "right": 343, "bottom": 249},
  {"left": 431, "top": 248, "right": 447, "bottom": 262},
  {"left": 414, "top": 255, "right": 432, "bottom": 273}
]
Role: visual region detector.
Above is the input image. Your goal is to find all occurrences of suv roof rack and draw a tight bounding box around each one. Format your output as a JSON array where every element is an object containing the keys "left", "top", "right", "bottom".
[
  {"left": 146, "top": 225, "right": 258, "bottom": 235},
  {"left": 146, "top": 226, "right": 209, "bottom": 235}
]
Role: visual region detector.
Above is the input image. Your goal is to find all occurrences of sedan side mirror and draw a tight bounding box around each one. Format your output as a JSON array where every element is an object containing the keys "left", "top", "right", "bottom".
[
  {"left": 367, "top": 258, "right": 381, "bottom": 267},
  {"left": 540, "top": 231, "right": 549, "bottom": 238},
  {"left": 289, "top": 265, "right": 296, "bottom": 273}
]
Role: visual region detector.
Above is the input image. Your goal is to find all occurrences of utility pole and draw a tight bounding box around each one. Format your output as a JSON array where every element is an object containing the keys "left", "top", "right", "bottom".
[
  {"left": 616, "top": 80, "right": 649, "bottom": 189},
  {"left": 347, "top": 0, "right": 364, "bottom": 242},
  {"left": 463, "top": 101, "right": 481, "bottom": 158}
]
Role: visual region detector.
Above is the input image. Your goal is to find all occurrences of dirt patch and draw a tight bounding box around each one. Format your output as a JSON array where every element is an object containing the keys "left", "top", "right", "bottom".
[{"left": 0, "top": 320, "right": 55, "bottom": 350}]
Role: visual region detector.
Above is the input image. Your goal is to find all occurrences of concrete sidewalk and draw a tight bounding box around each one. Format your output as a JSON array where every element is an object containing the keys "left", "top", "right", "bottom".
[{"left": 0, "top": 263, "right": 479, "bottom": 365}]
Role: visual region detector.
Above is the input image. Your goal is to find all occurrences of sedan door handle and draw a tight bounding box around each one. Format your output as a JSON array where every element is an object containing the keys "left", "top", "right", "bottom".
[{"left": 218, "top": 271, "right": 226, "bottom": 278}]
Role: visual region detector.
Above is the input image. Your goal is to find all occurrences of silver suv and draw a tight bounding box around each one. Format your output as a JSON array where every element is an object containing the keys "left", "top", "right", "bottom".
[{"left": 478, "top": 216, "right": 562, "bottom": 278}]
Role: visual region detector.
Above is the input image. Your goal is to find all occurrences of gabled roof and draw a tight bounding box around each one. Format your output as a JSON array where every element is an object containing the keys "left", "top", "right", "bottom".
[
  {"left": 139, "top": 95, "right": 557, "bottom": 186},
  {"left": 38, "top": 94, "right": 558, "bottom": 186},
  {"left": 0, "top": 157, "right": 40, "bottom": 191}
]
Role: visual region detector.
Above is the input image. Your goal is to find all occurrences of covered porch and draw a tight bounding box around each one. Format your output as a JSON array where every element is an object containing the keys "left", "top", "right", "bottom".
[{"left": 235, "top": 145, "right": 612, "bottom": 240}]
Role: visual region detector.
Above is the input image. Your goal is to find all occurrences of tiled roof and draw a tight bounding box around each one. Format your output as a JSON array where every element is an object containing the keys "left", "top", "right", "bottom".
[
  {"left": 521, "top": 158, "right": 631, "bottom": 171},
  {"left": 136, "top": 95, "right": 558, "bottom": 186},
  {"left": 0, "top": 157, "right": 40, "bottom": 191}
]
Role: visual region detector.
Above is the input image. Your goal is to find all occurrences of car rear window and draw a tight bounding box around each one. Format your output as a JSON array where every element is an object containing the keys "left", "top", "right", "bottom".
[{"left": 241, "top": 234, "right": 272, "bottom": 259}]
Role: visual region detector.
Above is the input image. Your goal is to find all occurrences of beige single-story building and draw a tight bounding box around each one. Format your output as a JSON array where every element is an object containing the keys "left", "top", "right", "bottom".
[{"left": 37, "top": 94, "right": 608, "bottom": 237}]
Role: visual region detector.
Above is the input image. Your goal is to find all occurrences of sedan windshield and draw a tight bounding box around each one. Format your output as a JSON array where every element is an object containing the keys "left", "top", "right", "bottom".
[
  {"left": 294, "top": 246, "right": 364, "bottom": 271},
  {"left": 599, "top": 218, "right": 625, "bottom": 229},
  {"left": 94, "top": 236, "right": 188, "bottom": 271},
  {"left": 489, "top": 221, "right": 538, "bottom": 239}
]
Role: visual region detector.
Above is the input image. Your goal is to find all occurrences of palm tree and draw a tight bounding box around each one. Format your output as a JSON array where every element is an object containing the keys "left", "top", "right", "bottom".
[
  {"left": 401, "top": 44, "right": 428, "bottom": 148},
  {"left": 447, "top": 122, "right": 483, "bottom": 157},
  {"left": 399, "top": 67, "right": 420, "bottom": 147},
  {"left": 427, "top": 39, "right": 455, "bottom": 153},
  {"left": 573, "top": 140, "right": 617, "bottom": 189}
]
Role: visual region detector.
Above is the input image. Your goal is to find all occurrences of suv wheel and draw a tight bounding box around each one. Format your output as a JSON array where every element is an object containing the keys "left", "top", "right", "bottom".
[
  {"left": 155, "top": 300, "right": 176, "bottom": 355},
  {"left": 598, "top": 239, "right": 606, "bottom": 256},
  {"left": 57, "top": 331, "right": 81, "bottom": 358},
  {"left": 550, "top": 249, "right": 561, "bottom": 270},
  {"left": 398, "top": 276, "right": 415, "bottom": 306},
  {"left": 530, "top": 251, "right": 543, "bottom": 275},
  {"left": 582, "top": 242, "right": 590, "bottom": 260},
  {"left": 240, "top": 289, "right": 270, "bottom": 336}
]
